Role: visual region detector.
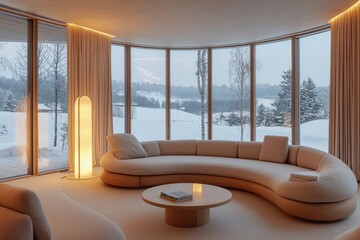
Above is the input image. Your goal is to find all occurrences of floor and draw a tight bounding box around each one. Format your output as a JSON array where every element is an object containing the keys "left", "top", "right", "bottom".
[
  {"left": 0, "top": 155, "right": 67, "bottom": 179},
  {"left": 5, "top": 168, "right": 360, "bottom": 240}
]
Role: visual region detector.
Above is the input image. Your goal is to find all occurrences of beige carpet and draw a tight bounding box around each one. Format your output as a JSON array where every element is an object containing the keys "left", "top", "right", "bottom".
[{"left": 6, "top": 168, "right": 360, "bottom": 240}]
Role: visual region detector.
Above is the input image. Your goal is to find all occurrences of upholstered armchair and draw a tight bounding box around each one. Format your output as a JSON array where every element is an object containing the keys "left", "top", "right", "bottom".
[{"left": 0, "top": 184, "right": 52, "bottom": 240}]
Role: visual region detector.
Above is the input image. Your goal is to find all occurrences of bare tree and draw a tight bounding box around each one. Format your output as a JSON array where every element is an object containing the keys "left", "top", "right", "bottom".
[
  {"left": 0, "top": 43, "right": 6, "bottom": 70},
  {"left": 229, "top": 47, "right": 250, "bottom": 141},
  {"left": 6, "top": 42, "right": 66, "bottom": 147},
  {"left": 48, "top": 43, "right": 67, "bottom": 147},
  {"left": 60, "top": 123, "right": 68, "bottom": 151},
  {"left": 196, "top": 50, "right": 207, "bottom": 140},
  {"left": 6, "top": 43, "right": 51, "bottom": 85}
]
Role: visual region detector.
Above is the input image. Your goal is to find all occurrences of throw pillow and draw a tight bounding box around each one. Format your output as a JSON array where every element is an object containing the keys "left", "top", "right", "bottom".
[
  {"left": 107, "top": 133, "right": 148, "bottom": 160},
  {"left": 141, "top": 141, "right": 161, "bottom": 157},
  {"left": 259, "top": 135, "right": 289, "bottom": 163}
]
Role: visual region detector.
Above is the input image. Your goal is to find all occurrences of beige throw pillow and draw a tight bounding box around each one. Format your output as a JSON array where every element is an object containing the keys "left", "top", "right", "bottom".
[
  {"left": 141, "top": 141, "right": 161, "bottom": 157},
  {"left": 259, "top": 135, "right": 289, "bottom": 163},
  {"left": 107, "top": 133, "right": 148, "bottom": 160}
]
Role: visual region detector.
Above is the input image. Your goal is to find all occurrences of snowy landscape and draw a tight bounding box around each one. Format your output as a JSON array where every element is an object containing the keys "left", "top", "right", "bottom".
[
  {"left": 114, "top": 105, "right": 328, "bottom": 151},
  {"left": 1, "top": 43, "right": 329, "bottom": 179},
  {"left": 0, "top": 111, "right": 68, "bottom": 179},
  {"left": 0, "top": 100, "right": 329, "bottom": 179},
  {"left": 0, "top": 84, "right": 329, "bottom": 179}
]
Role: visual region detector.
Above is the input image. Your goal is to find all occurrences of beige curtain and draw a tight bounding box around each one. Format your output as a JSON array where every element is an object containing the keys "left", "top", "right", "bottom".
[
  {"left": 67, "top": 24, "right": 113, "bottom": 170},
  {"left": 329, "top": 2, "right": 360, "bottom": 180}
]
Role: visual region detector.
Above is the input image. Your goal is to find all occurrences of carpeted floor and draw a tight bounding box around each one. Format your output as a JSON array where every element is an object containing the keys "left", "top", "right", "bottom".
[{"left": 6, "top": 168, "right": 360, "bottom": 240}]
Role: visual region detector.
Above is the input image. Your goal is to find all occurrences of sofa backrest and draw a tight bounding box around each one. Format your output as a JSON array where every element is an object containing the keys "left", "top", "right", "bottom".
[
  {"left": 197, "top": 140, "right": 238, "bottom": 158},
  {"left": 149, "top": 139, "right": 324, "bottom": 170},
  {"left": 157, "top": 140, "right": 197, "bottom": 155},
  {"left": 238, "top": 141, "right": 262, "bottom": 160},
  {"left": 296, "top": 146, "right": 326, "bottom": 170},
  {"left": 141, "top": 141, "right": 161, "bottom": 157},
  {"left": 287, "top": 145, "right": 301, "bottom": 165}
]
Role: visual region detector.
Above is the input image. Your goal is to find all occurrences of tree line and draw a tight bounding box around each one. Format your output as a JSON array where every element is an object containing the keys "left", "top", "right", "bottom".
[{"left": 256, "top": 69, "right": 328, "bottom": 127}]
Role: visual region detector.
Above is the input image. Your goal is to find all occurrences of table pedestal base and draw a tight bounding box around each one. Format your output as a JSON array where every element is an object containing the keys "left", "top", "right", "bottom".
[{"left": 165, "top": 208, "right": 210, "bottom": 227}]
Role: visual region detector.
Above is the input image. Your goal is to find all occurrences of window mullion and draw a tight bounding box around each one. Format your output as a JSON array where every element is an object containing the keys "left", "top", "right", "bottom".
[{"left": 27, "top": 19, "right": 38, "bottom": 175}]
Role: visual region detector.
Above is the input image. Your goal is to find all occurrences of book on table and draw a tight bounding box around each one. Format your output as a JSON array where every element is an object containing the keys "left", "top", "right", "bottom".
[{"left": 160, "top": 190, "right": 193, "bottom": 202}]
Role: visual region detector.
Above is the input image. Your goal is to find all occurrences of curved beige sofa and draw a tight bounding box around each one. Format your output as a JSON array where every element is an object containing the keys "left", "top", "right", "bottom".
[{"left": 100, "top": 137, "right": 358, "bottom": 222}]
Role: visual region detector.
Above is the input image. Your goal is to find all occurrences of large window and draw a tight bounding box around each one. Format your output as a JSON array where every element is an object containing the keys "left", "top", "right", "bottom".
[
  {"left": 110, "top": 31, "right": 330, "bottom": 151},
  {"left": 170, "top": 50, "right": 208, "bottom": 140},
  {"left": 112, "top": 45, "right": 125, "bottom": 134},
  {"left": 299, "top": 31, "right": 330, "bottom": 151},
  {"left": 212, "top": 47, "right": 250, "bottom": 141},
  {"left": 131, "top": 47, "right": 166, "bottom": 141},
  {"left": 255, "top": 40, "right": 292, "bottom": 142},
  {"left": 0, "top": 13, "right": 29, "bottom": 179},
  {"left": 37, "top": 23, "right": 68, "bottom": 172}
]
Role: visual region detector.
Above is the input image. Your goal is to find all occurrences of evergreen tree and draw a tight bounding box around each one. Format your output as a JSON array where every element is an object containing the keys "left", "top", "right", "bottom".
[
  {"left": 263, "top": 110, "right": 273, "bottom": 126},
  {"left": 257, "top": 104, "right": 266, "bottom": 126},
  {"left": 257, "top": 103, "right": 274, "bottom": 126},
  {"left": 300, "top": 78, "right": 322, "bottom": 123},
  {"left": 1, "top": 91, "right": 17, "bottom": 112},
  {"left": 217, "top": 112, "right": 226, "bottom": 125},
  {"left": 225, "top": 112, "right": 240, "bottom": 126},
  {"left": 272, "top": 69, "right": 292, "bottom": 126},
  {"left": 0, "top": 125, "right": 8, "bottom": 136}
]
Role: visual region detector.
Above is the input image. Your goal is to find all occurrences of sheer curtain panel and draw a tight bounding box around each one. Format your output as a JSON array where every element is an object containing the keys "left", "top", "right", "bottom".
[
  {"left": 329, "top": 2, "right": 360, "bottom": 180},
  {"left": 67, "top": 23, "right": 113, "bottom": 170}
]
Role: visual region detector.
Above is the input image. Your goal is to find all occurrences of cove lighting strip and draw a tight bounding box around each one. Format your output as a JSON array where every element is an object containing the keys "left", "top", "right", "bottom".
[
  {"left": 67, "top": 23, "right": 115, "bottom": 38},
  {"left": 329, "top": 0, "right": 360, "bottom": 23}
]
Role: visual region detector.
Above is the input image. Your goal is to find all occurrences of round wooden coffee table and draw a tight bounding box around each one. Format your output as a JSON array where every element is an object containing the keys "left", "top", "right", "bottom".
[{"left": 142, "top": 183, "right": 232, "bottom": 227}]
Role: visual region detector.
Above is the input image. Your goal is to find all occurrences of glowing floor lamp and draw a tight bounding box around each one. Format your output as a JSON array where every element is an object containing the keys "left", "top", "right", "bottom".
[{"left": 73, "top": 95, "right": 93, "bottom": 179}]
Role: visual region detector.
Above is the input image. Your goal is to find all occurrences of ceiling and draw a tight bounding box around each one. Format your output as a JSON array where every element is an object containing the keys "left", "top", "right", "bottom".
[{"left": 0, "top": 0, "right": 357, "bottom": 48}]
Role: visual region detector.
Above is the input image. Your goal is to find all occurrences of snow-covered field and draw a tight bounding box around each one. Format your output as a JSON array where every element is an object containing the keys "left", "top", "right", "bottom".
[
  {"left": 257, "top": 98, "right": 275, "bottom": 109},
  {"left": 0, "top": 111, "right": 68, "bottom": 179},
  {"left": 114, "top": 106, "right": 328, "bottom": 151},
  {"left": 1, "top": 106, "right": 328, "bottom": 178}
]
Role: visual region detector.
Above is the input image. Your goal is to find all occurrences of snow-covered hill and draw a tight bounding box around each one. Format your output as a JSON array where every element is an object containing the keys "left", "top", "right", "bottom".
[
  {"left": 113, "top": 106, "right": 328, "bottom": 151},
  {"left": 1, "top": 106, "right": 328, "bottom": 178}
]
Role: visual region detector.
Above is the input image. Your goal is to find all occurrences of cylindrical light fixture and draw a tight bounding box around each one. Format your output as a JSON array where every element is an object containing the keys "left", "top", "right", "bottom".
[
  {"left": 193, "top": 183, "right": 203, "bottom": 195},
  {"left": 74, "top": 95, "right": 93, "bottom": 179}
]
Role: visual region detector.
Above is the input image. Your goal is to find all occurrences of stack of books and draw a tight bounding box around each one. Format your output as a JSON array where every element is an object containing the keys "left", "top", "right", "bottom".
[{"left": 160, "top": 190, "right": 193, "bottom": 202}]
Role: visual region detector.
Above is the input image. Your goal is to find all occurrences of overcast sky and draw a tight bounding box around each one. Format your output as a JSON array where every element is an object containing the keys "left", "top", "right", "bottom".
[{"left": 112, "top": 30, "right": 330, "bottom": 87}]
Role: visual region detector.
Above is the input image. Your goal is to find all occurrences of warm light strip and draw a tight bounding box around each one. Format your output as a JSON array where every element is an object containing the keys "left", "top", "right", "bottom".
[
  {"left": 67, "top": 23, "right": 116, "bottom": 38},
  {"left": 329, "top": 0, "right": 360, "bottom": 23}
]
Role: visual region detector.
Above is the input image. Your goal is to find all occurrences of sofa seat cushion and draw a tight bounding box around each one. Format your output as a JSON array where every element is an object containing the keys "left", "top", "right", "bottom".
[
  {"left": 103, "top": 154, "right": 328, "bottom": 201},
  {"left": 276, "top": 154, "right": 358, "bottom": 203},
  {"left": 102, "top": 154, "right": 357, "bottom": 203}
]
